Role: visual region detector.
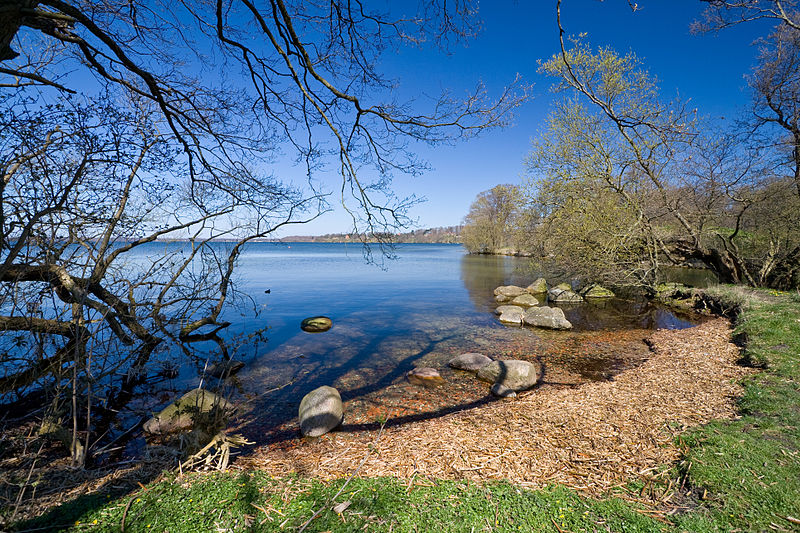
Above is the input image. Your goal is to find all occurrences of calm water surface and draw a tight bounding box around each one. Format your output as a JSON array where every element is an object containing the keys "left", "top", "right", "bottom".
[{"left": 128, "top": 243, "right": 703, "bottom": 446}]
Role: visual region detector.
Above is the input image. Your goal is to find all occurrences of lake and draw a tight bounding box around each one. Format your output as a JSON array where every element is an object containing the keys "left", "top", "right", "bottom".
[{"left": 129, "top": 242, "right": 703, "bottom": 447}]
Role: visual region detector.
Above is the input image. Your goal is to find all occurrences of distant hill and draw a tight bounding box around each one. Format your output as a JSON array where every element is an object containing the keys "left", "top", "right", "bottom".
[{"left": 279, "top": 226, "right": 463, "bottom": 244}]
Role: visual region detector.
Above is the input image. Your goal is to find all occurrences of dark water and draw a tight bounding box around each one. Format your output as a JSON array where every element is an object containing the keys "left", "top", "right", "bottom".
[{"left": 138, "top": 243, "right": 697, "bottom": 444}]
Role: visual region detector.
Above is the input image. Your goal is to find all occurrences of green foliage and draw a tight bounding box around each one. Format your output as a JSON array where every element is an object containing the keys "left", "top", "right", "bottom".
[{"left": 462, "top": 184, "right": 527, "bottom": 254}]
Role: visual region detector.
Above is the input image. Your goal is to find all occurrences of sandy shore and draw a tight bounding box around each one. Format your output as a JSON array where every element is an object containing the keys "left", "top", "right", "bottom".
[{"left": 240, "top": 318, "right": 752, "bottom": 501}]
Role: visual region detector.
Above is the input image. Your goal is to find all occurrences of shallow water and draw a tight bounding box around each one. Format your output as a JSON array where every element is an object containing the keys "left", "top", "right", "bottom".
[{"left": 167, "top": 243, "right": 701, "bottom": 444}]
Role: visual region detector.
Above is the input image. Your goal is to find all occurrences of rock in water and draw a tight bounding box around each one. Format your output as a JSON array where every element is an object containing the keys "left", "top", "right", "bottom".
[
  {"left": 494, "top": 305, "right": 524, "bottom": 316},
  {"left": 582, "top": 285, "right": 615, "bottom": 299},
  {"left": 477, "top": 360, "right": 542, "bottom": 391},
  {"left": 498, "top": 307, "right": 525, "bottom": 325},
  {"left": 493, "top": 285, "right": 527, "bottom": 299},
  {"left": 301, "top": 316, "right": 332, "bottom": 333},
  {"left": 299, "top": 386, "right": 343, "bottom": 437},
  {"left": 547, "top": 285, "right": 584, "bottom": 303},
  {"left": 511, "top": 293, "right": 539, "bottom": 307},
  {"left": 448, "top": 353, "right": 493, "bottom": 372},
  {"left": 407, "top": 367, "right": 445, "bottom": 386},
  {"left": 207, "top": 360, "right": 245, "bottom": 378},
  {"left": 526, "top": 278, "right": 548, "bottom": 294},
  {"left": 491, "top": 383, "right": 517, "bottom": 398},
  {"left": 523, "top": 307, "right": 573, "bottom": 330},
  {"left": 143, "top": 389, "right": 232, "bottom": 436}
]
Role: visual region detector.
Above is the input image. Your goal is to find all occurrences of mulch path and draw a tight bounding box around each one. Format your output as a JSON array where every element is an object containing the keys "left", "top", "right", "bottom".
[{"left": 239, "top": 318, "right": 752, "bottom": 503}]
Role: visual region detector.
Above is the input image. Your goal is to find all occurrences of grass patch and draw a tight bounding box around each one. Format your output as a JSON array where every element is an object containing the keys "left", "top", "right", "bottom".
[
  {"left": 11, "top": 285, "right": 800, "bottom": 532},
  {"left": 16, "top": 474, "right": 666, "bottom": 532},
  {"left": 672, "top": 286, "right": 800, "bottom": 532}
]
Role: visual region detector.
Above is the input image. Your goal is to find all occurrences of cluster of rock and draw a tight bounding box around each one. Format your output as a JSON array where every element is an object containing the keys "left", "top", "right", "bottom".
[{"left": 493, "top": 278, "right": 615, "bottom": 330}]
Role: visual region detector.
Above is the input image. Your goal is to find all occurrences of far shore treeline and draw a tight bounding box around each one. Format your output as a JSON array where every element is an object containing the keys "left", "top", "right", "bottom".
[{"left": 277, "top": 226, "right": 463, "bottom": 244}]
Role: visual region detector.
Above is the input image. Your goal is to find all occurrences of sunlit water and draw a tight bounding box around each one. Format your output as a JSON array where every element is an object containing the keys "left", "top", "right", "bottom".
[{"left": 117, "top": 243, "right": 704, "bottom": 447}]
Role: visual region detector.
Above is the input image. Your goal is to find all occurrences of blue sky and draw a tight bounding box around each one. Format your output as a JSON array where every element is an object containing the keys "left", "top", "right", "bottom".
[{"left": 280, "top": 1, "right": 772, "bottom": 236}]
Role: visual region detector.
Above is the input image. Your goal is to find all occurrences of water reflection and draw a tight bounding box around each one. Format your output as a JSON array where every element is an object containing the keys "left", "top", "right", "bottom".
[{"left": 459, "top": 254, "right": 699, "bottom": 330}]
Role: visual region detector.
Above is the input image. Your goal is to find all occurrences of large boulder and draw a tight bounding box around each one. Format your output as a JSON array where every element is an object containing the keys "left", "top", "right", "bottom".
[
  {"left": 523, "top": 307, "right": 573, "bottom": 330},
  {"left": 448, "top": 353, "right": 493, "bottom": 372},
  {"left": 493, "top": 285, "right": 527, "bottom": 299},
  {"left": 511, "top": 294, "right": 539, "bottom": 307},
  {"left": 301, "top": 316, "right": 333, "bottom": 333},
  {"left": 407, "top": 367, "right": 445, "bottom": 387},
  {"left": 582, "top": 285, "right": 615, "bottom": 299},
  {"left": 548, "top": 284, "right": 583, "bottom": 303},
  {"left": 477, "top": 360, "right": 542, "bottom": 392},
  {"left": 526, "top": 278, "right": 548, "bottom": 294},
  {"left": 299, "top": 386, "right": 343, "bottom": 437},
  {"left": 494, "top": 305, "right": 524, "bottom": 315},
  {"left": 498, "top": 307, "right": 525, "bottom": 325},
  {"left": 143, "top": 389, "right": 232, "bottom": 436}
]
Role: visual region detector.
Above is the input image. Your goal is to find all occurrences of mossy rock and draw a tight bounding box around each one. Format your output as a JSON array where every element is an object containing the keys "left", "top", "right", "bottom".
[
  {"left": 526, "top": 278, "right": 548, "bottom": 294},
  {"left": 143, "top": 389, "right": 232, "bottom": 436},
  {"left": 583, "top": 285, "right": 615, "bottom": 299},
  {"left": 301, "top": 316, "right": 333, "bottom": 333}
]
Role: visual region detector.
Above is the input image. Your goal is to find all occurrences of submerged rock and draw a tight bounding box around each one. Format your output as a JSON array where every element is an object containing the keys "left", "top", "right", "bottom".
[
  {"left": 448, "top": 353, "right": 493, "bottom": 372},
  {"left": 143, "top": 389, "right": 232, "bottom": 436},
  {"left": 494, "top": 305, "right": 524, "bottom": 315},
  {"left": 498, "top": 307, "right": 525, "bottom": 325},
  {"left": 301, "top": 316, "right": 333, "bottom": 333},
  {"left": 477, "top": 359, "right": 542, "bottom": 392},
  {"left": 407, "top": 367, "right": 446, "bottom": 387},
  {"left": 207, "top": 360, "right": 245, "bottom": 379},
  {"left": 548, "top": 285, "right": 583, "bottom": 303},
  {"left": 523, "top": 307, "right": 573, "bottom": 330},
  {"left": 299, "top": 386, "right": 343, "bottom": 437},
  {"left": 582, "top": 285, "right": 615, "bottom": 299},
  {"left": 526, "top": 278, "right": 548, "bottom": 294},
  {"left": 511, "top": 294, "right": 539, "bottom": 307}
]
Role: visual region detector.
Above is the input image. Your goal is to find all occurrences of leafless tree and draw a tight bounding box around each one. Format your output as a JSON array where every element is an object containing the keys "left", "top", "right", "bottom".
[{"left": 0, "top": 1, "right": 526, "bottom": 464}]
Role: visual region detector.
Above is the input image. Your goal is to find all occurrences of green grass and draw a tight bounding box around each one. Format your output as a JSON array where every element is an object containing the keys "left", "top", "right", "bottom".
[
  {"left": 12, "top": 286, "right": 800, "bottom": 532},
  {"left": 670, "top": 286, "right": 800, "bottom": 532},
  {"left": 18, "top": 475, "right": 666, "bottom": 532}
]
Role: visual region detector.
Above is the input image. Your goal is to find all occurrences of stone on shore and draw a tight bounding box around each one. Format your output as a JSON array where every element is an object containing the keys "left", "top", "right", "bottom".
[
  {"left": 299, "top": 386, "right": 343, "bottom": 437},
  {"left": 526, "top": 278, "right": 548, "bottom": 294},
  {"left": 301, "top": 316, "right": 333, "bottom": 333},
  {"left": 448, "top": 353, "right": 493, "bottom": 372},
  {"left": 498, "top": 307, "right": 525, "bottom": 325},
  {"left": 477, "top": 359, "right": 542, "bottom": 391},
  {"left": 523, "top": 306, "right": 573, "bottom": 330},
  {"left": 143, "top": 389, "right": 232, "bottom": 436},
  {"left": 494, "top": 305, "right": 524, "bottom": 315},
  {"left": 511, "top": 294, "right": 539, "bottom": 307},
  {"left": 407, "top": 367, "right": 446, "bottom": 387}
]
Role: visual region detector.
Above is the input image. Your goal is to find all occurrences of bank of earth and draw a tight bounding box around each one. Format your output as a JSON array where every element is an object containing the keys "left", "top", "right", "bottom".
[{"left": 14, "top": 286, "right": 800, "bottom": 532}]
